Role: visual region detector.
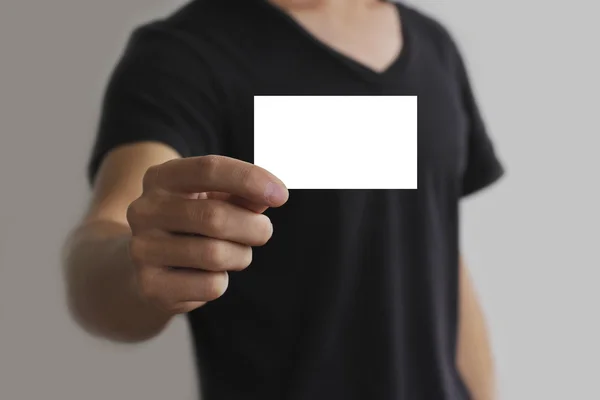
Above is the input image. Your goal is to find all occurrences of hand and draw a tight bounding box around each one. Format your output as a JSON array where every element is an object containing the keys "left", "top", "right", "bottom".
[{"left": 126, "top": 155, "right": 288, "bottom": 315}]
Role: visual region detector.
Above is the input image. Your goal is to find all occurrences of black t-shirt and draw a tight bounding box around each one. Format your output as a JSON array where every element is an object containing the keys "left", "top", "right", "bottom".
[{"left": 89, "top": 1, "right": 505, "bottom": 399}]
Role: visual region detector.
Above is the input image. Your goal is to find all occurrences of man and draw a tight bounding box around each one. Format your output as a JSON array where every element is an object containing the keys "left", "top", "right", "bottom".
[{"left": 63, "top": 0, "right": 504, "bottom": 399}]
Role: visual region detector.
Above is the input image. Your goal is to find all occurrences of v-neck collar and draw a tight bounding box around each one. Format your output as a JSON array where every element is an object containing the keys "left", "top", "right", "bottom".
[{"left": 258, "top": 0, "right": 413, "bottom": 84}]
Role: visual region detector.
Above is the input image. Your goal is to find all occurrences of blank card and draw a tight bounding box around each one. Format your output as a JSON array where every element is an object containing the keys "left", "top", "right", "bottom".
[{"left": 253, "top": 96, "right": 418, "bottom": 190}]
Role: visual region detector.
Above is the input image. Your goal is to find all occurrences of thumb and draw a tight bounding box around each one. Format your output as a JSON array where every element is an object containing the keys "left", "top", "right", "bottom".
[{"left": 206, "top": 192, "right": 268, "bottom": 214}]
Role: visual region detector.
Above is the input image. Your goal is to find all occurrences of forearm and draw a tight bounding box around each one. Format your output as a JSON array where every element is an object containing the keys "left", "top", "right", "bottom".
[
  {"left": 457, "top": 260, "right": 497, "bottom": 400},
  {"left": 62, "top": 220, "right": 172, "bottom": 343}
]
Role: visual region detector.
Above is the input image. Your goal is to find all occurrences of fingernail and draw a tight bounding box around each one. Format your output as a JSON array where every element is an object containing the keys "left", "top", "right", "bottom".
[{"left": 264, "top": 181, "right": 287, "bottom": 204}]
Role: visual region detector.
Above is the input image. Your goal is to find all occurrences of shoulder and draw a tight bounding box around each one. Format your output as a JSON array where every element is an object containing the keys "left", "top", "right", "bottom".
[
  {"left": 395, "top": 1, "right": 457, "bottom": 47},
  {"left": 395, "top": 2, "right": 463, "bottom": 67},
  {"left": 125, "top": 2, "right": 220, "bottom": 53},
  {"left": 115, "top": 0, "right": 237, "bottom": 77},
  {"left": 124, "top": 0, "right": 240, "bottom": 52}
]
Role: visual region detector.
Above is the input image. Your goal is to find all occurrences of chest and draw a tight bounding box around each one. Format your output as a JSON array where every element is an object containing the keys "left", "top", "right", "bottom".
[{"left": 219, "top": 57, "right": 469, "bottom": 182}]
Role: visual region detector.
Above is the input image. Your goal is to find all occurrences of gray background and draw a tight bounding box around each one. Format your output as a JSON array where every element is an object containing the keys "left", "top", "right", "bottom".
[{"left": 1, "top": 0, "right": 598, "bottom": 399}]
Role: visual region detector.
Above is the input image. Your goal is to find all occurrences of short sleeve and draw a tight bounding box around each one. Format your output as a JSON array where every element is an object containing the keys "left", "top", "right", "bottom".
[
  {"left": 450, "top": 39, "right": 505, "bottom": 197},
  {"left": 87, "top": 23, "right": 226, "bottom": 185}
]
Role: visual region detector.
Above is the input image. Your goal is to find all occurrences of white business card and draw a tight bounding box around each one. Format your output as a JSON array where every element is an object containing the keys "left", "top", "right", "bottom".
[{"left": 253, "top": 95, "right": 418, "bottom": 189}]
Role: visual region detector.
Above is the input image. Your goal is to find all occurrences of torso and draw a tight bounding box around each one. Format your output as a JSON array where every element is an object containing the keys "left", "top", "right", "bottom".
[{"left": 124, "top": 1, "right": 491, "bottom": 398}]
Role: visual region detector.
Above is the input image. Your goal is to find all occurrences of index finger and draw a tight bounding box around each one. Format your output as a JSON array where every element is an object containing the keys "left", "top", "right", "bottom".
[{"left": 147, "top": 155, "right": 289, "bottom": 207}]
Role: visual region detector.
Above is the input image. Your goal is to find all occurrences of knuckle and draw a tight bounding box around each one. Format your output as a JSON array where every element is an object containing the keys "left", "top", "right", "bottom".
[
  {"left": 181, "top": 200, "right": 202, "bottom": 225},
  {"left": 199, "top": 204, "right": 227, "bottom": 232},
  {"left": 126, "top": 200, "right": 142, "bottom": 226},
  {"left": 127, "top": 197, "right": 158, "bottom": 229},
  {"left": 142, "top": 164, "right": 162, "bottom": 192},
  {"left": 179, "top": 240, "right": 198, "bottom": 265},
  {"left": 198, "top": 155, "right": 221, "bottom": 181},
  {"left": 201, "top": 240, "right": 227, "bottom": 268},
  {"left": 202, "top": 272, "right": 229, "bottom": 300}
]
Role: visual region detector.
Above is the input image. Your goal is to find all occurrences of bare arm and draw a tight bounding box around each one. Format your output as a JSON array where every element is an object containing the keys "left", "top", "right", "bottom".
[
  {"left": 62, "top": 142, "right": 181, "bottom": 343},
  {"left": 457, "top": 257, "right": 497, "bottom": 400}
]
